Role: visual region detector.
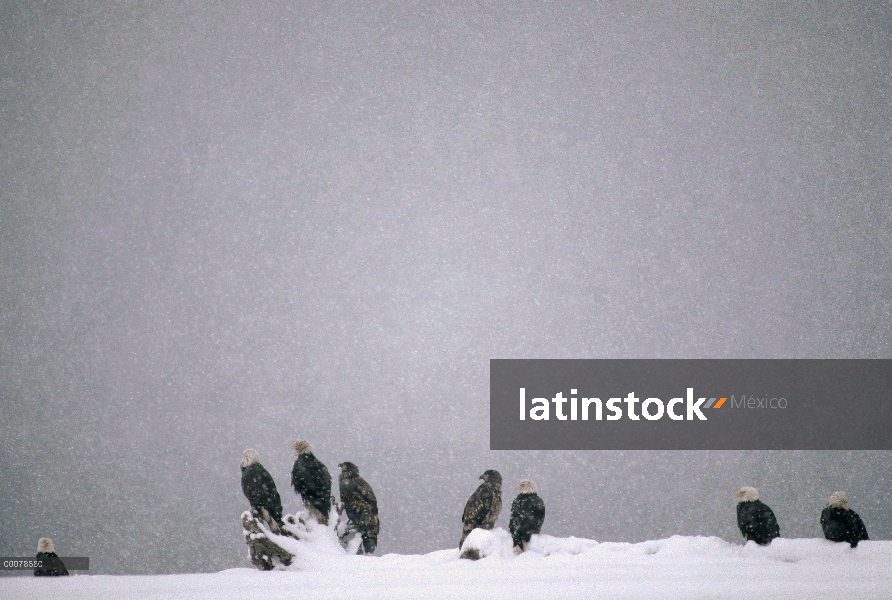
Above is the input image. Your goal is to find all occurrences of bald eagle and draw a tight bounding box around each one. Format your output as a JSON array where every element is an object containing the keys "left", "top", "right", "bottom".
[
  {"left": 338, "top": 461, "right": 379, "bottom": 554},
  {"left": 735, "top": 486, "right": 779, "bottom": 545},
  {"left": 34, "top": 538, "right": 68, "bottom": 576},
  {"left": 290, "top": 440, "right": 332, "bottom": 525},
  {"left": 460, "top": 470, "right": 502, "bottom": 549},
  {"left": 241, "top": 449, "right": 284, "bottom": 529},
  {"left": 509, "top": 480, "right": 545, "bottom": 554},
  {"left": 821, "top": 491, "right": 869, "bottom": 548}
]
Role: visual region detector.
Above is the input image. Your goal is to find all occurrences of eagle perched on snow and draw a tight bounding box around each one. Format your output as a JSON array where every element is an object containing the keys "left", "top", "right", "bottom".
[
  {"left": 460, "top": 470, "right": 502, "bottom": 549},
  {"left": 34, "top": 538, "right": 68, "bottom": 577},
  {"left": 338, "top": 461, "right": 379, "bottom": 554},
  {"left": 820, "top": 491, "right": 869, "bottom": 548},
  {"left": 735, "top": 486, "right": 780, "bottom": 545},
  {"left": 509, "top": 479, "right": 545, "bottom": 554},
  {"left": 241, "top": 449, "right": 284, "bottom": 529},
  {"left": 290, "top": 440, "right": 332, "bottom": 525}
]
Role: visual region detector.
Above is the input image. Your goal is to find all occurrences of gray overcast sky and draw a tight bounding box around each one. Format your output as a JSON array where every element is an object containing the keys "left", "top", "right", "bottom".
[{"left": 1, "top": 1, "right": 890, "bottom": 575}]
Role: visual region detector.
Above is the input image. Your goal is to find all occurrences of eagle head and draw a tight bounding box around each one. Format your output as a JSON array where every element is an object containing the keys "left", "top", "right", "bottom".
[
  {"left": 515, "top": 479, "right": 538, "bottom": 494},
  {"left": 339, "top": 461, "right": 360, "bottom": 478},
  {"left": 37, "top": 538, "right": 54, "bottom": 553},
  {"left": 735, "top": 486, "right": 759, "bottom": 502},
  {"left": 290, "top": 440, "right": 313, "bottom": 455},
  {"left": 241, "top": 449, "right": 261, "bottom": 468},
  {"left": 828, "top": 491, "right": 849, "bottom": 510},
  {"left": 480, "top": 470, "right": 502, "bottom": 486}
]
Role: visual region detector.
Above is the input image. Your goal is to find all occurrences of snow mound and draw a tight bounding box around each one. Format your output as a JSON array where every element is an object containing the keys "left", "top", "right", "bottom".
[{"left": 460, "top": 527, "right": 515, "bottom": 559}]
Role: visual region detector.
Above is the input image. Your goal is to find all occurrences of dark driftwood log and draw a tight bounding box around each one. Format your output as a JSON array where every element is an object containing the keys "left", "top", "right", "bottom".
[
  {"left": 460, "top": 547, "right": 482, "bottom": 560},
  {"left": 242, "top": 509, "right": 294, "bottom": 570}
]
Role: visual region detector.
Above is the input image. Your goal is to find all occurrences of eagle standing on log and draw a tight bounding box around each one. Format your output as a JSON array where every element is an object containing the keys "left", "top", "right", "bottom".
[
  {"left": 460, "top": 469, "right": 502, "bottom": 549},
  {"left": 290, "top": 440, "right": 332, "bottom": 525},
  {"left": 735, "top": 486, "right": 780, "bottom": 545},
  {"left": 338, "top": 461, "right": 379, "bottom": 554},
  {"left": 509, "top": 479, "right": 545, "bottom": 554},
  {"left": 240, "top": 449, "right": 284, "bottom": 530}
]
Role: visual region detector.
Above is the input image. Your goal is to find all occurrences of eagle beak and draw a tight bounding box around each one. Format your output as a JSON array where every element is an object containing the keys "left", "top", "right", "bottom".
[
  {"left": 514, "top": 484, "right": 522, "bottom": 490},
  {"left": 734, "top": 490, "right": 743, "bottom": 498}
]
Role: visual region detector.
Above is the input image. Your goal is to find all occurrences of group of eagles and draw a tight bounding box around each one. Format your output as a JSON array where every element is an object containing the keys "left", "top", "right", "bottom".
[
  {"left": 31, "top": 477, "right": 871, "bottom": 577},
  {"left": 240, "top": 442, "right": 870, "bottom": 559},
  {"left": 239, "top": 443, "right": 545, "bottom": 556},
  {"left": 240, "top": 441, "right": 380, "bottom": 554},
  {"left": 734, "top": 486, "right": 868, "bottom": 548}
]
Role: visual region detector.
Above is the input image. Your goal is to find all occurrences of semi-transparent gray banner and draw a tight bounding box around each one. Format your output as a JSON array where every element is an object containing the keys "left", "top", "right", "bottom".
[
  {"left": 0, "top": 557, "right": 89, "bottom": 570},
  {"left": 490, "top": 359, "right": 892, "bottom": 450}
]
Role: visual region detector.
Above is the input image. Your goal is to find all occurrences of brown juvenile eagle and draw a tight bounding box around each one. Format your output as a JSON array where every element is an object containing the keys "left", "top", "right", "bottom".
[
  {"left": 338, "top": 461, "right": 379, "bottom": 554},
  {"left": 290, "top": 440, "right": 332, "bottom": 525},
  {"left": 460, "top": 469, "right": 502, "bottom": 549}
]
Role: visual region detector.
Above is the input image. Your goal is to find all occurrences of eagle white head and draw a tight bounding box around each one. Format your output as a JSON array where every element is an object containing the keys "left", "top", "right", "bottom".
[
  {"left": 735, "top": 487, "right": 759, "bottom": 502},
  {"left": 290, "top": 440, "right": 312, "bottom": 455},
  {"left": 515, "top": 480, "right": 538, "bottom": 494},
  {"left": 37, "top": 538, "right": 54, "bottom": 553},
  {"left": 241, "top": 449, "right": 261, "bottom": 468},
  {"left": 828, "top": 491, "right": 849, "bottom": 510}
]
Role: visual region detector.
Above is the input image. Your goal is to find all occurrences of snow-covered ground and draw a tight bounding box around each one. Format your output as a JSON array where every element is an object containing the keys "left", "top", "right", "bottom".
[{"left": 5, "top": 530, "right": 891, "bottom": 599}]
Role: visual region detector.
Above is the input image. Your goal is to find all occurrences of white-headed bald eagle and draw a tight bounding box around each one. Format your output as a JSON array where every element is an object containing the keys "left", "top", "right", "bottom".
[
  {"left": 821, "top": 490, "right": 869, "bottom": 547},
  {"left": 241, "top": 449, "right": 284, "bottom": 529},
  {"left": 509, "top": 479, "right": 545, "bottom": 553},
  {"left": 735, "top": 486, "right": 779, "bottom": 545},
  {"left": 34, "top": 538, "right": 68, "bottom": 576},
  {"left": 290, "top": 440, "right": 332, "bottom": 525}
]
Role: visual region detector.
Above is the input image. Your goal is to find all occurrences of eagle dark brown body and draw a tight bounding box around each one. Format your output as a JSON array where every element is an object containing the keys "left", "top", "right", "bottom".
[
  {"left": 460, "top": 470, "right": 502, "bottom": 549},
  {"left": 291, "top": 440, "right": 332, "bottom": 525},
  {"left": 339, "top": 461, "right": 379, "bottom": 554}
]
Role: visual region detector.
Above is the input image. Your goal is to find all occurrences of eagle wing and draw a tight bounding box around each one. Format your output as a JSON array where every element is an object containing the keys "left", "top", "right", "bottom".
[
  {"left": 737, "top": 500, "right": 779, "bottom": 544},
  {"left": 463, "top": 483, "right": 500, "bottom": 531},
  {"left": 342, "top": 476, "right": 379, "bottom": 535},
  {"left": 292, "top": 455, "right": 332, "bottom": 508},
  {"left": 242, "top": 463, "right": 283, "bottom": 523},
  {"left": 851, "top": 511, "right": 869, "bottom": 543},
  {"left": 509, "top": 493, "right": 545, "bottom": 537}
]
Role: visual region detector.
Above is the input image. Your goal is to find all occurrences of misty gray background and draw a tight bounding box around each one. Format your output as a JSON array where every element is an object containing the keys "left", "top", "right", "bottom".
[{"left": 1, "top": 1, "right": 890, "bottom": 575}]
